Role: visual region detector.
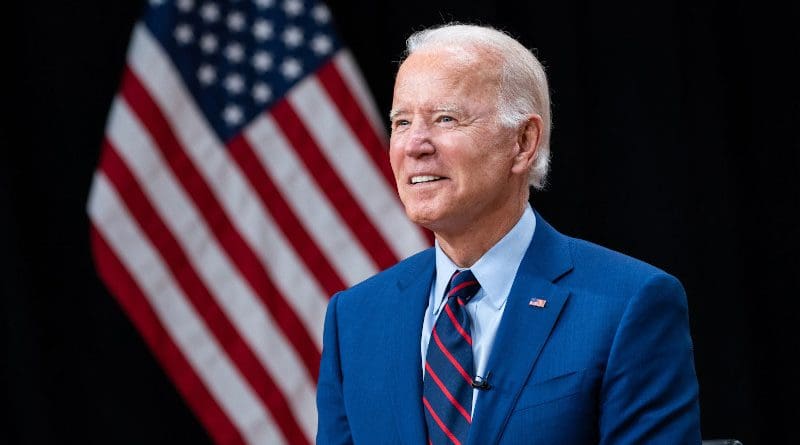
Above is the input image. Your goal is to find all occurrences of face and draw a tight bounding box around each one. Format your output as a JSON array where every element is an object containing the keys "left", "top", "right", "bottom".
[{"left": 389, "top": 48, "right": 530, "bottom": 237}]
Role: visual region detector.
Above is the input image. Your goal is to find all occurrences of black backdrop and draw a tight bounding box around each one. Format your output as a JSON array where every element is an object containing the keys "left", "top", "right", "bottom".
[{"left": 4, "top": 1, "right": 799, "bottom": 444}]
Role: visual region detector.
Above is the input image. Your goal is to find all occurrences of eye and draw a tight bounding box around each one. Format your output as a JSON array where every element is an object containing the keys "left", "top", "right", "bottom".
[
  {"left": 436, "top": 115, "right": 457, "bottom": 126},
  {"left": 392, "top": 119, "right": 410, "bottom": 130}
]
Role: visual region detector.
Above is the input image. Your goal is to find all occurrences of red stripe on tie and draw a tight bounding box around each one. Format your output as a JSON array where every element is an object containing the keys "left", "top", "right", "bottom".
[
  {"left": 447, "top": 280, "right": 479, "bottom": 298},
  {"left": 422, "top": 397, "right": 462, "bottom": 445},
  {"left": 425, "top": 363, "right": 472, "bottom": 423},
  {"left": 443, "top": 304, "right": 472, "bottom": 346},
  {"left": 432, "top": 329, "right": 473, "bottom": 384}
]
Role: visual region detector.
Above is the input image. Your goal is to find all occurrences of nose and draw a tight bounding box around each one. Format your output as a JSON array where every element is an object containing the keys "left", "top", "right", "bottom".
[{"left": 400, "top": 120, "right": 435, "bottom": 158}]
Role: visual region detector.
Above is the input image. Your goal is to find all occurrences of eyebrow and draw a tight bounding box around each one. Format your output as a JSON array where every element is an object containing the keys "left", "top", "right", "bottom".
[
  {"left": 434, "top": 104, "right": 460, "bottom": 114},
  {"left": 388, "top": 104, "right": 461, "bottom": 122}
]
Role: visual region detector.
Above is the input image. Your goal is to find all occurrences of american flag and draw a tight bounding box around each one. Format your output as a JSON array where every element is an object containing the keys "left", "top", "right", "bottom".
[
  {"left": 528, "top": 298, "right": 547, "bottom": 308},
  {"left": 87, "top": 0, "right": 429, "bottom": 443}
]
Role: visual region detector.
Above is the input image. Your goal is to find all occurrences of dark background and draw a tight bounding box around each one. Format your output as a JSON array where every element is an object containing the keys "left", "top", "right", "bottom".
[{"left": 4, "top": 1, "right": 799, "bottom": 444}]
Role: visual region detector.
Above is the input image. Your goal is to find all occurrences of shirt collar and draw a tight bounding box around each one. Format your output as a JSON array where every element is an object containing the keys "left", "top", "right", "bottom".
[{"left": 433, "top": 205, "right": 537, "bottom": 310}]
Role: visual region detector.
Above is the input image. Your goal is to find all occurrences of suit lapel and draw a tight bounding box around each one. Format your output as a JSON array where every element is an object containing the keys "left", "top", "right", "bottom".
[
  {"left": 467, "top": 213, "right": 574, "bottom": 445},
  {"left": 386, "top": 250, "right": 435, "bottom": 445}
]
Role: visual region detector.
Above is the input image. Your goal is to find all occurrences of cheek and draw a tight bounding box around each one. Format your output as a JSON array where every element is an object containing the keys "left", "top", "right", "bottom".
[
  {"left": 462, "top": 152, "right": 514, "bottom": 195},
  {"left": 481, "top": 136, "right": 517, "bottom": 170},
  {"left": 388, "top": 141, "right": 403, "bottom": 174}
]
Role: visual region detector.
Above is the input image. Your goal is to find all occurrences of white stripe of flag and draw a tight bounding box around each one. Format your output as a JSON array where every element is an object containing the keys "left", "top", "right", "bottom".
[
  {"left": 105, "top": 98, "right": 318, "bottom": 441},
  {"left": 88, "top": 2, "right": 429, "bottom": 444},
  {"left": 89, "top": 174, "right": 285, "bottom": 445}
]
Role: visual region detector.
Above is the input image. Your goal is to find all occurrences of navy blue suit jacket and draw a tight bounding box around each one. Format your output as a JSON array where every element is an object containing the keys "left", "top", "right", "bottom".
[{"left": 317, "top": 213, "right": 701, "bottom": 444}]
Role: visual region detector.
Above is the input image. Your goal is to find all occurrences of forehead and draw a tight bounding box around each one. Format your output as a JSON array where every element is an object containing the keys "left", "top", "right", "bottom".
[{"left": 392, "top": 47, "right": 501, "bottom": 108}]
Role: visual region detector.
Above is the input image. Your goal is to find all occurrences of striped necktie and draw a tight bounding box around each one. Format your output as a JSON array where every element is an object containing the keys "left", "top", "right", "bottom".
[{"left": 423, "top": 269, "right": 481, "bottom": 445}]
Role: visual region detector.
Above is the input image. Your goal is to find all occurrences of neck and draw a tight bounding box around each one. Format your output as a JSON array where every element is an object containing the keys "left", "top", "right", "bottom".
[{"left": 435, "top": 198, "right": 528, "bottom": 268}]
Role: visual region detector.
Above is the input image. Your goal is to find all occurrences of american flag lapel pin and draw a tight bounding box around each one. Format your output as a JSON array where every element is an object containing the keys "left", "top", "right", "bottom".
[{"left": 528, "top": 297, "right": 547, "bottom": 308}]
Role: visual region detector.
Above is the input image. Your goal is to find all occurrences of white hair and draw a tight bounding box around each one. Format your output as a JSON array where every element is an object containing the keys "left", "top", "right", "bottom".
[{"left": 404, "top": 23, "right": 552, "bottom": 189}]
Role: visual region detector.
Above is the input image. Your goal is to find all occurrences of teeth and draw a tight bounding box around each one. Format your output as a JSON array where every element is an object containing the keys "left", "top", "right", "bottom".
[{"left": 411, "top": 175, "right": 442, "bottom": 184}]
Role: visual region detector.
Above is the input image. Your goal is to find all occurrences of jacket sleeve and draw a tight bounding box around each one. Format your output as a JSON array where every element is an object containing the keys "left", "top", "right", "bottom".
[
  {"left": 316, "top": 293, "right": 354, "bottom": 445},
  {"left": 598, "top": 273, "right": 702, "bottom": 444}
]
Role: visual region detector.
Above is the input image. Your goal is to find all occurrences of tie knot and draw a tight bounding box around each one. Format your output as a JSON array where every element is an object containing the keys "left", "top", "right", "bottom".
[{"left": 446, "top": 269, "right": 481, "bottom": 304}]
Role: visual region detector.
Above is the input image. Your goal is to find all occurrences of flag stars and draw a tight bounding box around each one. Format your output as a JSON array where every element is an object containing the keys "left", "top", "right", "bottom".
[
  {"left": 311, "top": 4, "right": 331, "bottom": 23},
  {"left": 252, "top": 83, "right": 272, "bottom": 103},
  {"left": 224, "top": 42, "right": 245, "bottom": 63},
  {"left": 280, "top": 57, "right": 302, "bottom": 79},
  {"left": 163, "top": 0, "right": 342, "bottom": 133},
  {"left": 310, "top": 34, "right": 332, "bottom": 55},
  {"left": 174, "top": 23, "right": 194, "bottom": 44},
  {"left": 283, "top": 0, "right": 303, "bottom": 17},
  {"left": 199, "top": 33, "right": 218, "bottom": 53},
  {"left": 176, "top": 0, "right": 194, "bottom": 12},
  {"left": 252, "top": 19, "right": 274, "bottom": 41},
  {"left": 222, "top": 104, "right": 244, "bottom": 125},
  {"left": 200, "top": 2, "right": 221, "bottom": 22},
  {"left": 282, "top": 26, "right": 303, "bottom": 48},
  {"left": 227, "top": 11, "right": 246, "bottom": 32},
  {"left": 197, "top": 64, "right": 216, "bottom": 85},
  {"left": 223, "top": 73, "right": 246, "bottom": 94},
  {"left": 252, "top": 51, "right": 273, "bottom": 72}
]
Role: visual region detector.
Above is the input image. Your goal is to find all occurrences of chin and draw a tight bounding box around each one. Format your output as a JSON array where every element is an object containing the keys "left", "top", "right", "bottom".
[
  {"left": 403, "top": 205, "right": 440, "bottom": 229},
  {"left": 409, "top": 211, "right": 457, "bottom": 236},
  {"left": 405, "top": 210, "right": 434, "bottom": 228}
]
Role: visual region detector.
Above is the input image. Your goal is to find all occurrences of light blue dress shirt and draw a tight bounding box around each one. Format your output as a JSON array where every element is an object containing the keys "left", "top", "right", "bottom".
[{"left": 421, "top": 205, "right": 536, "bottom": 411}]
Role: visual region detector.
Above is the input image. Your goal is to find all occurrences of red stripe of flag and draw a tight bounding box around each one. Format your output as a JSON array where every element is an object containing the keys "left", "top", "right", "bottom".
[
  {"left": 91, "top": 225, "right": 245, "bottom": 445},
  {"left": 317, "top": 61, "right": 435, "bottom": 247},
  {"left": 227, "top": 133, "right": 346, "bottom": 297},
  {"left": 120, "top": 68, "right": 321, "bottom": 381},
  {"left": 270, "top": 98, "right": 398, "bottom": 270},
  {"left": 316, "top": 61, "right": 394, "bottom": 187},
  {"left": 99, "top": 143, "right": 307, "bottom": 443}
]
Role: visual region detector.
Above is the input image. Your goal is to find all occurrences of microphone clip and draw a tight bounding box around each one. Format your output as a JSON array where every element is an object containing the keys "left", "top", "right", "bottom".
[{"left": 471, "top": 372, "right": 492, "bottom": 391}]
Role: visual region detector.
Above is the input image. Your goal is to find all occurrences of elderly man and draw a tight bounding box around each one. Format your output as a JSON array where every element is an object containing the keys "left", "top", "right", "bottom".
[{"left": 316, "top": 24, "right": 701, "bottom": 445}]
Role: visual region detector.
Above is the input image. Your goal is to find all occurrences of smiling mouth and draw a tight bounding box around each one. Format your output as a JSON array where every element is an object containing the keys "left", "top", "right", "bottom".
[{"left": 410, "top": 175, "right": 444, "bottom": 184}]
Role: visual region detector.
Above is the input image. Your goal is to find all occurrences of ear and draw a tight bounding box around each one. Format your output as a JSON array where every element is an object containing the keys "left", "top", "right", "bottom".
[{"left": 511, "top": 114, "right": 543, "bottom": 176}]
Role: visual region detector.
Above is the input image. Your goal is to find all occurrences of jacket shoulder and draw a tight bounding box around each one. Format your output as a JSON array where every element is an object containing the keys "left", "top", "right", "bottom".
[
  {"left": 561, "top": 236, "right": 690, "bottom": 305},
  {"left": 558, "top": 233, "right": 683, "bottom": 299},
  {"left": 335, "top": 247, "right": 435, "bottom": 301},
  {"left": 571, "top": 236, "right": 668, "bottom": 276}
]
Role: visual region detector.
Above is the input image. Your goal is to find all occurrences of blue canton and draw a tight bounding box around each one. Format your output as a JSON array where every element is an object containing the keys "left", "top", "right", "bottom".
[{"left": 144, "top": 0, "right": 342, "bottom": 141}]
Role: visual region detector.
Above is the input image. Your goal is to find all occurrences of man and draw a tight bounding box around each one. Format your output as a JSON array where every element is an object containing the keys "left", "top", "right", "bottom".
[{"left": 317, "top": 23, "right": 701, "bottom": 444}]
